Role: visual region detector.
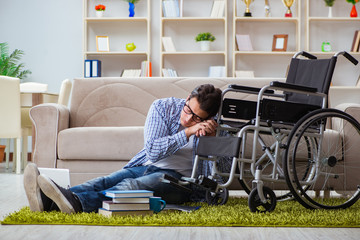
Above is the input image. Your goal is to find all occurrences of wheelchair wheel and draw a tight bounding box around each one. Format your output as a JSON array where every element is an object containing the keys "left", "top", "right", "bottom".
[
  {"left": 284, "top": 108, "right": 360, "bottom": 209},
  {"left": 205, "top": 188, "right": 229, "bottom": 205},
  {"left": 248, "top": 186, "right": 277, "bottom": 212}
]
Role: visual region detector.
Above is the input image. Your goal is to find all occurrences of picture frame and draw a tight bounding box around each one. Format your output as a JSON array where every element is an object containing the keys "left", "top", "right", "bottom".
[
  {"left": 272, "top": 34, "right": 288, "bottom": 52},
  {"left": 96, "top": 36, "right": 109, "bottom": 52}
]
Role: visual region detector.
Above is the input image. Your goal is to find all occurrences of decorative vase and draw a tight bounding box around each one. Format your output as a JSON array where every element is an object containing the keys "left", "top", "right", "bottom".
[
  {"left": 200, "top": 41, "right": 210, "bottom": 51},
  {"left": 96, "top": 11, "right": 104, "bottom": 18},
  {"left": 350, "top": 5, "right": 358, "bottom": 18},
  {"left": 129, "top": 2, "right": 135, "bottom": 17},
  {"left": 328, "top": 7, "right": 332, "bottom": 18}
]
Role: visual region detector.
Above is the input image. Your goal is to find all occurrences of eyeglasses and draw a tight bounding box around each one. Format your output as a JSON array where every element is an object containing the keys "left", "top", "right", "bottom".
[{"left": 183, "top": 101, "right": 207, "bottom": 123}]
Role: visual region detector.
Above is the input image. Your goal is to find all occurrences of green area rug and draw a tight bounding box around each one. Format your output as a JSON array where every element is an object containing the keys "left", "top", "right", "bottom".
[{"left": 2, "top": 198, "right": 360, "bottom": 227}]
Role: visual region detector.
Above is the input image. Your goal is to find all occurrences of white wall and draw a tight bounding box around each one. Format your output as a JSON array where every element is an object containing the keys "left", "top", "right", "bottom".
[{"left": 0, "top": 0, "right": 83, "bottom": 93}]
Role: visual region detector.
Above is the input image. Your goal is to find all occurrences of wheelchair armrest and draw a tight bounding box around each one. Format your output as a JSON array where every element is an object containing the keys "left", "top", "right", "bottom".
[
  {"left": 270, "top": 81, "right": 317, "bottom": 93},
  {"left": 228, "top": 84, "right": 274, "bottom": 94}
]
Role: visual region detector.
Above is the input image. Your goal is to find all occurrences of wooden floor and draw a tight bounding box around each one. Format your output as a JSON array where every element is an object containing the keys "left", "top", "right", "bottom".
[{"left": 1, "top": 162, "right": 359, "bottom": 240}]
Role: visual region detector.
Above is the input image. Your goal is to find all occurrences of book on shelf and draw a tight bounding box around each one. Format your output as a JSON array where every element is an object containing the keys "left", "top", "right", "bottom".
[
  {"left": 209, "top": 66, "right": 226, "bottom": 77},
  {"left": 236, "top": 34, "right": 253, "bottom": 51},
  {"left": 104, "top": 190, "right": 154, "bottom": 198},
  {"left": 91, "top": 60, "right": 101, "bottom": 77},
  {"left": 210, "top": 1, "right": 225, "bottom": 18},
  {"left": 102, "top": 201, "right": 150, "bottom": 211},
  {"left": 98, "top": 208, "right": 153, "bottom": 217},
  {"left": 162, "top": 68, "right": 178, "bottom": 77},
  {"left": 162, "top": 37, "right": 176, "bottom": 52},
  {"left": 84, "top": 59, "right": 102, "bottom": 78},
  {"left": 84, "top": 60, "right": 92, "bottom": 78},
  {"left": 351, "top": 30, "right": 360, "bottom": 52},
  {"left": 356, "top": 74, "right": 360, "bottom": 87},
  {"left": 163, "top": 0, "right": 180, "bottom": 18},
  {"left": 121, "top": 69, "right": 141, "bottom": 77},
  {"left": 235, "top": 70, "right": 255, "bottom": 78},
  {"left": 141, "top": 61, "right": 152, "bottom": 77}
]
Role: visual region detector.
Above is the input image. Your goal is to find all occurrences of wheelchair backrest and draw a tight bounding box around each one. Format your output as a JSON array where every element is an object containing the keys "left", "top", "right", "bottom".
[{"left": 285, "top": 57, "right": 336, "bottom": 107}]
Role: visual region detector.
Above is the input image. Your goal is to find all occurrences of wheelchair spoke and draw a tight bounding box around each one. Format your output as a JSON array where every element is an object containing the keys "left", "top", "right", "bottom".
[{"left": 284, "top": 109, "right": 360, "bottom": 209}]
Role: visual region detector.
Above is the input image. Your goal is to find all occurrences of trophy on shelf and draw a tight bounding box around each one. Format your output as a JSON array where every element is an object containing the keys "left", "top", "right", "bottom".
[
  {"left": 242, "top": 0, "right": 254, "bottom": 17},
  {"left": 282, "top": 0, "right": 295, "bottom": 17},
  {"left": 264, "top": 0, "right": 271, "bottom": 17}
]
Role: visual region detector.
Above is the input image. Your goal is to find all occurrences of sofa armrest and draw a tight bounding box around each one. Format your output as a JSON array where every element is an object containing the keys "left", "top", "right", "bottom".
[
  {"left": 30, "top": 103, "right": 70, "bottom": 168},
  {"left": 334, "top": 103, "right": 360, "bottom": 123}
]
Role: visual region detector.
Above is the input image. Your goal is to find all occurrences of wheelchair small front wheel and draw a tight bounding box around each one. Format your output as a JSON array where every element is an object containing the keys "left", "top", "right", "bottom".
[
  {"left": 248, "top": 186, "right": 277, "bottom": 213},
  {"left": 205, "top": 188, "right": 229, "bottom": 205}
]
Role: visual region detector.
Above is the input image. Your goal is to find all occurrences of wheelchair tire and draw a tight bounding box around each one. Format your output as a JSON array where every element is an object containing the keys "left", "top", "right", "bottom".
[
  {"left": 205, "top": 188, "right": 229, "bottom": 205},
  {"left": 248, "top": 186, "right": 277, "bottom": 213},
  {"left": 284, "top": 108, "right": 360, "bottom": 209}
]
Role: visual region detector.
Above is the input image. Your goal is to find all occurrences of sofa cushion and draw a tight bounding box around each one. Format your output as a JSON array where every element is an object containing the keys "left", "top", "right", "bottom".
[{"left": 57, "top": 127, "right": 144, "bottom": 160}]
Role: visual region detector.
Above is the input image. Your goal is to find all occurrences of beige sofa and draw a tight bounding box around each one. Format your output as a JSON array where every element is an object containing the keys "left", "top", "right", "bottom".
[
  {"left": 30, "top": 77, "right": 360, "bottom": 189},
  {"left": 30, "top": 77, "right": 282, "bottom": 186}
]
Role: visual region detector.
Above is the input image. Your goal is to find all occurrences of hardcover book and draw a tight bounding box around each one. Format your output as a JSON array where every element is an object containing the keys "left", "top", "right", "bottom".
[
  {"left": 98, "top": 208, "right": 153, "bottom": 217},
  {"left": 104, "top": 190, "right": 154, "bottom": 198},
  {"left": 102, "top": 201, "right": 150, "bottom": 211}
]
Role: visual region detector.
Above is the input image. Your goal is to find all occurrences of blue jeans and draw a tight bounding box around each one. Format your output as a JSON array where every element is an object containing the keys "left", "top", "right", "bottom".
[{"left": 70, "top": 165, "right": 190, "bottom": 212}]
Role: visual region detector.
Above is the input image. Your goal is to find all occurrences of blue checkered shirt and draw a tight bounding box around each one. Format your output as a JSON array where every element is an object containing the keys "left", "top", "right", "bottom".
[{"left": 124, "top": 97, "right": 213, "bottom": 177}]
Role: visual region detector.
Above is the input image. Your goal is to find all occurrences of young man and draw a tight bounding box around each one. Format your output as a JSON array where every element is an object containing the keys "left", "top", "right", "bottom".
[{"left": 24, "top": 84, "right": 222, "bottom": 213}]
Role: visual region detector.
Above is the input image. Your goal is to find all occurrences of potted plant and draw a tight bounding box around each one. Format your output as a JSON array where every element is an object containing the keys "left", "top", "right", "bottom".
[
  {"left": 123, "top": 0, "right": 141, "bottom": 17},
  {"left": 0, "top": 42, "right": 31, "bottom": 80},
  {"left": 347, "top": 0, "right": 359, "bottom": 17},
  {"left": 324, "top": 0, "right": 335, "bottom": 17},
  {"left": 95, "top": 4, "right": 106, "bottom": 18},
  {"left": 195, "top": 32, "right": 216, "bottom": 51}
]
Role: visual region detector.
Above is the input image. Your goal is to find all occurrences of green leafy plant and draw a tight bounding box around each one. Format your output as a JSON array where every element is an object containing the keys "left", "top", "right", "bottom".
[
  {"left": 0, "top": 42, "right": 31, "bottom": 80},
  {"left": 123, "top": 0, "right": 141, "bottom": 3},
  {"left": 324, "top": 0, "right": 336, "bottom": 6},
  {"left": 195, "top": 32, "right": 216, "bottom": 42},
  {"left": 346, "top": 0, "right": 359, "bottom": 4}
]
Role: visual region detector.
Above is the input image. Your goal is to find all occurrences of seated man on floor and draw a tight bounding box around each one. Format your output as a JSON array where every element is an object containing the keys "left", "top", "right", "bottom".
[{"left": 24, "top": 84, "right": 222, "bottom": 213}]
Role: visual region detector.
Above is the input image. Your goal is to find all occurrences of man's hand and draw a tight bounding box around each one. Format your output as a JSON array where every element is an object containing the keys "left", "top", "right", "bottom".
[{"left": 184, "top": 119, "right": 218, "bottom": 138}]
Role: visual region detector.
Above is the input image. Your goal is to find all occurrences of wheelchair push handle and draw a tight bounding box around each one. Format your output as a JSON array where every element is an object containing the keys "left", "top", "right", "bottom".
[
  {"left": 293, "top": 51, "right": 317, "bottom": 59},
  {"left": 335, "top": 51, "right": 359, "bottom": 66}
]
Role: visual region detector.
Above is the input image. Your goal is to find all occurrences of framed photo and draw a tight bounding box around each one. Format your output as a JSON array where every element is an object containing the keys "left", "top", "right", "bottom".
[
  {"left": 272, "top": 34, "right": 288, "bottom": 52},
  {"left": 96, "top": 36, "right": 109, "bottom": 52}
]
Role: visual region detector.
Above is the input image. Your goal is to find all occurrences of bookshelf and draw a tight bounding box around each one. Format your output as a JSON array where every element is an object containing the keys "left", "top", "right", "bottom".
[
  {"left": 83, "top": 0, "right": 151, "bottom": 77},
  {"left": 232, "top": 0, "right": 301, "bottom": 78},
  {"left": 160, "top": 0, "right": 228, "bottom": 77},
  {"left": 305, "top": 0, "right": 360, "bottom": 86}
]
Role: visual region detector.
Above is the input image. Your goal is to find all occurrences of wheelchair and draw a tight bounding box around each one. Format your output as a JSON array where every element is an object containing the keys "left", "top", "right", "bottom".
[{"left": 163, "top": 51, "right": 360, "bottom": 212}]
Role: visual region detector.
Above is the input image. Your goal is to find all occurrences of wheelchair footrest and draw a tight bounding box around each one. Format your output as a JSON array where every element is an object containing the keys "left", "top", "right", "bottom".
[
  {"left": 161, "top": 174, "right": 192, "bottom": 193},
  {"left": 181, "top": 175, "right": 219, "bottom": 192}
]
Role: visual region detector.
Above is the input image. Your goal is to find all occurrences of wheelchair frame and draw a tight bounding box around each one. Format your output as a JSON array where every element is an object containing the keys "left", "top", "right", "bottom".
[{"left": 172, "top": 51, "right": 360, "bottom": 212}]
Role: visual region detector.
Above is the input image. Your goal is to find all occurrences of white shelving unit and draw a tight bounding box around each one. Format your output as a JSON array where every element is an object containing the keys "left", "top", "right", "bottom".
[
  {"left": 160, "top": 0, "right": 228, "bottom": 77},
  {"left": 305, "top": 0, "right": 360, "bottom": 86},
  {"left": 232, "top": 0, "right": 301, "bottom": 78},
  {"left": 83, "top": 0, "right": 150, "bottom": 77}
]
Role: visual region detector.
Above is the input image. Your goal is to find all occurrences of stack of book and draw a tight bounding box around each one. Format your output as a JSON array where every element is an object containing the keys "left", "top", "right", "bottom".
[
  {"left": 208, "top": 66, "right": 226, "bottom": 77},
  {"left": 84, "top": 60, "right": 101, "bottom": 78},
  {"left": 99, "top": 190, "right": 154, "bottom": 217},
  {"left": 141, "top": 61, "right": 152, "bottom": 77},
  {"left": 162, "top": 68, "right": 178, "bottom": 77}
]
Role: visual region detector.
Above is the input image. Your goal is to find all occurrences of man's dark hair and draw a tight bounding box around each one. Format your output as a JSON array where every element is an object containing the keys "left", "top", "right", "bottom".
[{"left": 189, "top": 84, "right": 222, "bottom": 118}]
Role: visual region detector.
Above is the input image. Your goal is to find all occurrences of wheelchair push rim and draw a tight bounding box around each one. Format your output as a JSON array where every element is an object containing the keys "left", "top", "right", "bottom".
[{"left": 284, "top": 108, "right": 360, "bottom": 210}]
